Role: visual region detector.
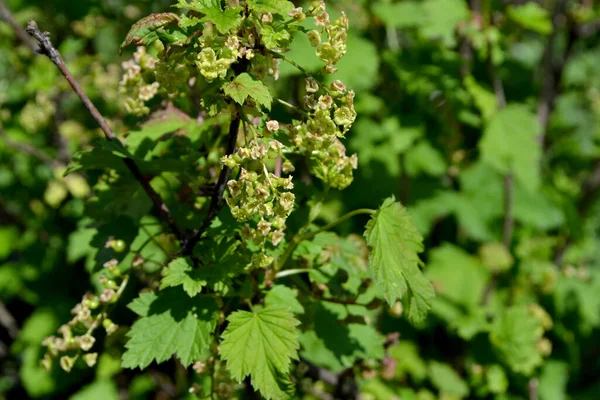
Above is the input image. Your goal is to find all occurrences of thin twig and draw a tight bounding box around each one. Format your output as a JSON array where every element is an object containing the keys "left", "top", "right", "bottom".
[
  {"left": 181, "top": 116, "right": 241, "bottom": 255},
  {"left": 0, "top": 300, "right": 19, "bottom": 339},
  {"left": 25, "top": 21, "right": 184, "bottom": 244},
  {"left": 0, "top": 0, "right": 37, "bottom": 53},
  {"left": 537, "top": 0, "right": 574, "bottom": 146},
  {"left": 0, "top": 125, "right": 61, "bottom": 168}
]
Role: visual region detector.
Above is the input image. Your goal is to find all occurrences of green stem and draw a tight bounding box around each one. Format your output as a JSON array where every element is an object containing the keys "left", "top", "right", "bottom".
[
  {"left": 275, "top": 208, "right": 375, "bottom": 270},
  {"left": 298, "top": 208, "right": 375, "bottom": 243},
  {"left": 277, "top": 98, "right": 307, "bottom": 115},
  {"left": 270, "top": 50, "right": 310, "bottom": 76},
  {"left": 275, "top": 268, "right": 313, "bottom": 279}
]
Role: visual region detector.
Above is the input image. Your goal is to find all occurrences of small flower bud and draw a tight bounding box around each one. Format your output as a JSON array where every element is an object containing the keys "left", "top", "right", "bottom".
[
  {"left": 41, "top": 356, "right": 52, "bottom": 372},
  {"left": 266, "top": 120, "right": 280, "bottom": 132},
  {"left": 271, "top": 230, "right": 284, "bottom": 246},
  {"left": 83, "top": 353, "right": 98, "bottom": 367},
  {"left": 261, "top": 13, "right": 273, "bottom": 24},
  {"left": 100, "top": 289, "right": 116, "bottom": 303},
  {"left": 103, "top": 318, "right": 118, "bottom": 335},
  {"left": 279, "top": 192, "right": 295, "bottom": 212},
  {"left": 77, "top": 334, "right": 96, "bottom": 351},
  {"left": 305, "top": 77, "right": 319, "bottom": 93},
  {"left": 330, "top": 80, "right": 346, "bottom": 93},
  {"left": 60, "top": 356, "right": 74, "bottom": 372},
  {"left": 257, "top": 220, "right": 272, "bottom": 236},
  {"left": 282, "top": 160, "right": 295, "bottom": 173},
  {"left": 315, "top": 11, "right": 330, "bottom": 26},
  {"left": 318, "top": 95, "right": 333, "bottom": 110},
  {"left": 288, "top": 7, "right": 305, "bottom": 21}
]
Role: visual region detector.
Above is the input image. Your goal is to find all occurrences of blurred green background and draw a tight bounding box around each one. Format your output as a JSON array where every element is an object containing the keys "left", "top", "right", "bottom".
[{"left": 1, "top": 0, "right": 600, "bottom": 399}]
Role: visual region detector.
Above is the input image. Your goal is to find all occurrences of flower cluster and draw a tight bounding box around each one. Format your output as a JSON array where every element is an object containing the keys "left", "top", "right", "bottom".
[
  {"left": 222, "top": 129, "right": 295, "bottom": 267},
  {"left": 291, "top": 78, "right": 358, "bottom": 189},
  {"left": 40, "top": 262, "right": 128, "bottom": 372},
  {"left": 119, "top": 46, "right": 160, "bottom": 116},
  {"left": 306, "top": 1, "right": 349, "bottom": 74}
]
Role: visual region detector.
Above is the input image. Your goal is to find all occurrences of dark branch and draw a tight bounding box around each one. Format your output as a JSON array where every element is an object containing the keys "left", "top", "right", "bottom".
[
  {"left": 181, "top": 116, "right": 240, "bottom": 255},
  {"left": 25, "top": 20, "right": 184, "bottom": 243},
  {"left": 537, "top": 0, "right": 575, "bottom": 146},
  {"left": 0, "top": 0, "right": 37, "bottom": 53}
]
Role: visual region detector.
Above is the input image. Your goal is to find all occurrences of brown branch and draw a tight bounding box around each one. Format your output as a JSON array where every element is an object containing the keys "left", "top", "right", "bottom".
[
  {"left": 181, "top": 116, "right": 240, "bottom": 255},
  {"left": 537, "top": 0, "right": 575, "bottom": 146},
  {"left": 25, "top": 21, "right": 184, "bottom": 243},
  {"left": 0, "top": 0, "right": 37, "bottom": 53}
]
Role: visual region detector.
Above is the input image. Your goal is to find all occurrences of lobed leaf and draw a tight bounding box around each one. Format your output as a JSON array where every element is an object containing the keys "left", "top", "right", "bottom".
[{"left": 364, "top": 196, "right": 434, "bottom": 324}]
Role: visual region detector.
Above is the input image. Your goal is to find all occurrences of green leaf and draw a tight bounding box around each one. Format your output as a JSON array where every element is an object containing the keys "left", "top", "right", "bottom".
[
  {"left": 420, "top": 0, "right": 468, "bottom": 47},
  {"left": 486, "top": 365, "right": 508, "bottom": 395},
  {"left": 479, "top": 104, "right": 542, "bottom": 191},
  {"left": 247, "top": 0, "right": 294, "bottom": 14},
  {"left": 428, "top": 362, "right": 469, "bottom": 398},
  {"left": 69, "top": 380, "right": 119, "bottom": 400},
  {"left": 265, "top": 285, "right": 304, "bottom": 314},
  {"left": 175, "top": 0, "right": 242, "bottom": 33},
  {"left": 539, "top": 361, "right": 569, "bottom": 400},
  {"left": 120, "top": 13, "right": 179, "bottom": 54},
  {"left": 489, "top": 306, "right": 544, "bottom": 375},
  {"left": 220, "top": 305, "right": 300, "bottom": 400},
  {"left": 425, "top": 244, "right": 490, "bottom": 327},
  {"left": 122, "top": 288, "right": 218, "bottom": 369},
  {"left": 464, "top": 75, "right": 497, "bottom": 121},
  {"left": 508, "top": 3, "right": 553, "bottom": 35},
  {"left": 364, "top": 197, "right": 434, "bottom": 323},
  {"left": 65, "top": 139, "right": 131, "bottom": 175},
  {"left": 222, "top": 73, "right": 273, "bottom": 110},
  {"left": 160, "top": 258, "right": 206, "bottom": 297},
  {"left": 299, "top": 306, "right": 385, "bottom": 374},
  {"left": 373, "top": 1, "right": 427, "bottom": 29},
  {"left": 126, "top": 116, "right": 190, "bottom": 154},
  {"left": 404, "top": 141, "right": 447, "bottom": 177}
]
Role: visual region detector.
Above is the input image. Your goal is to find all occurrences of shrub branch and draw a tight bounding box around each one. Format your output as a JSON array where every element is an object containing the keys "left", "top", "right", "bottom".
[{"left": 25, "top": 20, "right": 184, "bottom": 244}]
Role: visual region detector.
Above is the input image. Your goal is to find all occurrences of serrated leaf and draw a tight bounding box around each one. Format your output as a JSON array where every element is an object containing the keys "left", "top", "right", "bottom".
[
  {"left": 222, "top": 73, "right": 272, "bottom": 110},
  {"left": 65, "top": 139, "right": 131, "bottom": 176},
  {"left": 120, "top": 13, "right": 179, "bottom": 54},
  {"left": 126, "top": 114, "right": 190, "bottom": 154},
  {"left": 160, "top": 258, "right": 206, "bottom": 297},
  {"left": 247, "top": 0, "right": 294, "bottom": 14},
  {"left": 220, "top": 305, "right": 300, "bottom": 400},
  {"left": 489, "top": 306, "right": 544, "bottom": 375},
  {"left": 265, "top": 285, "right": 304, "bottom": 314},
  {"left": 364, "top": 197, "right": 434, "bottom": 323},
  {"left": 479, "top": 104, "right": 542, "bottom": 191},
  {"left": 122, "top": 289, "right": 218, "bottom": 369},
  {"left": 175, "top": 0, "right": 242, "bottom": 33}
]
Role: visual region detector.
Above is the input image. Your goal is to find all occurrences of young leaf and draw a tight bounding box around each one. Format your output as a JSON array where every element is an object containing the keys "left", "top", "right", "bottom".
[
  {"left": 265, "top": 285, "right": 304, "bottom": 314},
  {"left": 220, "top": 305, "right": 300, "bottom": 399},
  {"left": 175, "top": 0, "right": 242, "bottom": 33},
  {"left": 122, "top": 289, "right": 218, "bottom": 369},
  {"left": 222, "top": 73, "right": 273, "bottom": 110},
  {"left": 247, "top": 0, "right": 295, "bottom": 15},
  {"left": 364, "top": 197, "right": 434, "bottom": 324},
  {"left": 160, "top": 258, "right": 206, "bottom": 297},
  {"left": 479, "top": 104, "right": 542, "bottom": 191},
  {"left": 489, "top": 306, "right": 544, "bottom": 375},
  {"left": 120, "top": 13, "right": 179, "bottom": 54}
]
